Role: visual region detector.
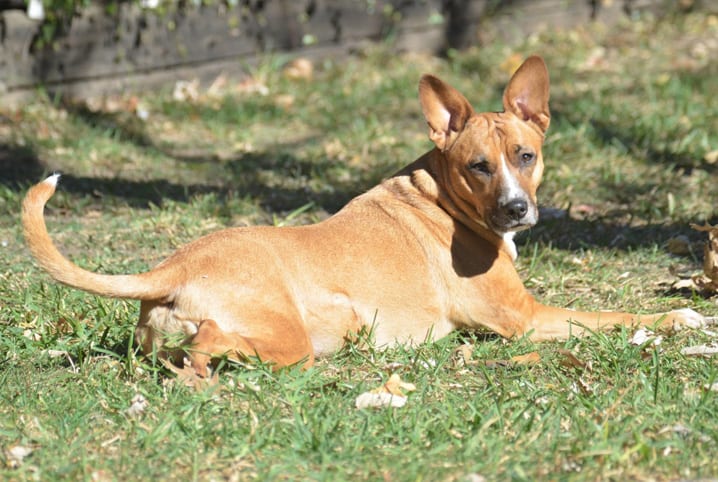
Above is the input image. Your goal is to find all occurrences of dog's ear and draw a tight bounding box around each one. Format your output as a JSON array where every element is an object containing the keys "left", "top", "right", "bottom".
[
  {"left": 502, "top": 55, "right": 550, "bottom": 133},
  {"left": 419, "top": 75, "right": 475, "bottom": 152}
]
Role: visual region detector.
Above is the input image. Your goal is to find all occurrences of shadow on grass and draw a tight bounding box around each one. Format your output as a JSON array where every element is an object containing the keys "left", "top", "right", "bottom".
[
  {"left": 521, "top": 211, "right": 717, "bottom": 256},
  {"left": 0, "top": 138, "right": 378, "bottom": 214},
  {"left": 0, "top": 142, "right": 218, "bottom": 206},
  {"left": 0, "top": 143, "right": 46, "bottom": 187}
]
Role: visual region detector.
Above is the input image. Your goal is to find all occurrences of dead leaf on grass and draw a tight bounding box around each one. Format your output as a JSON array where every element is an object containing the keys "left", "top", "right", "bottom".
[
  {"left": 680, "top": 344, "right": 718, "bottom": 356},
  {"left": 125, "top": 393, "right": 148, "bottom": 418},
  {"left": 355, "top": 392, "right": 408, "bottom": 409},
  {"left": 557, "top": 349, "right": 591, "bottom": 371},
  {"left": 355, "top": 373, "right": 416, "bottom": 409},
  {"left": 4, "top": 445, "right": 33, "bottom": 469},
  {"left": 676, "top": 223, "right": 718, "bottom": 294},
  {"left": 453, "top": 343, "right": 474, "bottom": 366},
  {"left": 630, "top": 328, "right": 663, "bottom": 347},
  {"left": 161, "top": 358, "right": 220, "bottom": 391},
  {"left": 704, "top": 149, "right": 718, "bottom": 165},
  {"left": 236, "top": 77, "right": 269, "bottom": 96},
  {"left": 667, "top": 235, "right": 692, "bottom": 255},
  {"left": 172, "top": 79, "right": 200, "bottom": 102},
  {"left": 482, "top": 351, "right": 541, "bottom": 368},
  {"left": 510, "top": 351, "right": 541, "bottom": 365},
  {"left": 283, "top": 57, "right": 314, "bottom": 80},
  {"left": 575, "top": 377, "right": 594, "bottom": 395},
  {"left": 381, "top": 373, "right": 416, "bottom": 396}
]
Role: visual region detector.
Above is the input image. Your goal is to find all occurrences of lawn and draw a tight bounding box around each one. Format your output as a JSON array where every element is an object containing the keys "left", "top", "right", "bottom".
[{"left": 1, "top": 11, "right": 717, "bottom": 481}]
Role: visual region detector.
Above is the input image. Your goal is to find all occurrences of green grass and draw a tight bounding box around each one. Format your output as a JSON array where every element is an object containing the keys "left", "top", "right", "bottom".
[{"left": 2, "top": 12, "right": 718, "bottom": 481}]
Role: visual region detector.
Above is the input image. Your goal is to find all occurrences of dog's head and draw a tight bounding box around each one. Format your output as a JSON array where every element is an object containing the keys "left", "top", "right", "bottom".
[{"left": 419, "top": 56, "right": 550, "bottom": 236}]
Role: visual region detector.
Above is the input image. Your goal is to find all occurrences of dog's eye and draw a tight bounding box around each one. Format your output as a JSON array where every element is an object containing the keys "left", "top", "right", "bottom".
[
  {"left": 468, "top": 160, "right": 491, "bottom": 176},
  {"left": 520, "top": 152, "right": 535, "bottom": 164}
]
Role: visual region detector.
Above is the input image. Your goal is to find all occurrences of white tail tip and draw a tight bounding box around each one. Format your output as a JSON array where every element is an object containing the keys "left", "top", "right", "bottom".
[{"left": 43, "top": 173, "right": 61, "bottom": 187}]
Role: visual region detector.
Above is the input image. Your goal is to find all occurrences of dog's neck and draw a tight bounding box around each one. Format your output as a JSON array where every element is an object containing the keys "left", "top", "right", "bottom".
[{"left": 387, "top": 151, "right": 516, "bottom": 261}]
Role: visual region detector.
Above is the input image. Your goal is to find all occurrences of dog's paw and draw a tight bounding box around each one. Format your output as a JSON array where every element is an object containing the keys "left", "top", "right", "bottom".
[{"left": 668, "top": 308, "right": 706, "bottom": 331}]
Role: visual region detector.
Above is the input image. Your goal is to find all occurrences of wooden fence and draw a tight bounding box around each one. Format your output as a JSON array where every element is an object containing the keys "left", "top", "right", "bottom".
[{"left": 0, "top": 0, "right": 706, "bottom": 102}]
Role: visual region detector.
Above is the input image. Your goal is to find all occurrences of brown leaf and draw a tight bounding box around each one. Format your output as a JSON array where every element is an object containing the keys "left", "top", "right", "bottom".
[
  {"left": 355, "top": 374, "right": 416, "bottom": 409},
  {"left": 666, "top": 235, "right": 692, "bottom": 255},
  {"left": 375, "top": 373, "right": 416, "bottom": 397},
  {"left": 511, "top": 351, "right": 541, "bottom": 365},
  {"left": 454, "top": 343, "right": 475, "bottom": 366},
  {"left": 161, "top": 358, "right": 220, "bottom": 391},
  {"left": 690, "top": 223, "right": 718, "bottom": 293},
  {"left": 558, "top": 349, "right": 590, "bottom": 371},
  {"left": 283, "top": 57, "right": 314, "bottom": 80},
  {"left": 481, "top": 359, "right": 511, "bottom": 368},
  {"left": 704, "top": 149, "right": 718, "bottom": 165},
  {"left": 480, "top": 351, "right": 541, "bottom": 368}
]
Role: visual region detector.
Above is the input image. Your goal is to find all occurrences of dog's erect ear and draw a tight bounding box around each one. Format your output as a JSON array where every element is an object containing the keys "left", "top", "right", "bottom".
[
  {"left": 502, "top": 55, "right": 550, "bottom": 133},
  {"left": 419, "top": 75, "right": 475, "bottom": 152}
]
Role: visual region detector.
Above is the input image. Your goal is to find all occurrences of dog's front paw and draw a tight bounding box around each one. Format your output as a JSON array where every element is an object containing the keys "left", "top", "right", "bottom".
[{"left": 668, "top": 308, "right": 706, "bottom": 331}]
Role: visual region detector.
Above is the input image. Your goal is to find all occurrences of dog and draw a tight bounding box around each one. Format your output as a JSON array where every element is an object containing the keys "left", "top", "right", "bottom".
[{"left": 22, "top": 56, "right": 705, "bottom": 376}]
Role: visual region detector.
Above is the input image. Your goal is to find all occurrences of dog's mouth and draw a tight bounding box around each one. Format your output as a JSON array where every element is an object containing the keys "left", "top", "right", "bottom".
[
  {"left": 488, "top": 204, "right": 538, "bottom": 234},
  {"left": 490, "top": 219, "right": 536, "bottom": 234}
]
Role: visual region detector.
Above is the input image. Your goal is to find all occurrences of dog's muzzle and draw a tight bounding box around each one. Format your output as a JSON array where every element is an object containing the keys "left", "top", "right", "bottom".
[{"left": 490, "top": 197, "right": 538, "bottom": 233}]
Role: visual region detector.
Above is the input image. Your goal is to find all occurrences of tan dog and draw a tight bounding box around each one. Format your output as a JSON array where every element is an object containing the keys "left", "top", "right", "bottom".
[{"left": 23, "top": 56, "right": 705, "bottom": 375}]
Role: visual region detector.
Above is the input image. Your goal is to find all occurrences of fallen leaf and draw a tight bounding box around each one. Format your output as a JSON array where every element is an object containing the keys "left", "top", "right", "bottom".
[
  {"left": 630, "top": 328, "right": 663, "bottom": 347},
  {"left": 274, "top": 94, "right": 295, "bottom": 109},
  {"left": 206, "top": 74, "right": 228, "bottom": 97},
  {"left": 454, "top": 344, "right": 474, "bottom": 366},
  {"left": 481, "top": 351, "right": 541, "bottom": 368},
  {"left": 704, "top": 149, "right": 718, "bottom": 165},
  {"left": 4, "top": 445, "right": 33, "bottom": 468},
  {"left": 236, "top": 77, "right": 269, "bottom": 96},
  {"left": 161, "top": 358, "right": 220, "bottom": 391},
  {"left": 576, "top": 376, "right": 594, "bottom": 395},
  {"left": 283, "top": 57, "right": 314, "bottom": 80},
  {"left": 43, "top": 349, "right": 70, "bottom": 358},
  {"left": 355, "top": 392, "right": 407, "bottom": 409},
  {"left": 658, "top": 423, "right": 711, "bottom": 442},
  {"left": 673, "top": 278, "right": 699, "bottom": 291},
  {"left": 462, "top": 473, "right": 487, "bottom": 482},
  {"left": 558, "top": 349, "right": 591, "bottom": 371},
  {"left": 689, "top": 223, "right": 718, "bottom": 294},
  {"left": 125, "top": 393, "right": 148, "bottom": 418},
  {"left": 355, "top": 373, "right": 416, "bottom": 409},
  {"left": 380, "top": 373, "right": 416, "bottom": 397},
  {"left": 511, "top": 351, "right": 541, "bottom": 365},
  {"left": 680, "top": 344, "right": 718, "bottom": 356},
  {"left": 667, "top": 235, "right": 692, "bottom": 255},
  {"left": 173, "top": 79, "right": 200, "bottom": 102},
  {"left": 481, "top": 359, "right": 511, "bottom": 368}
]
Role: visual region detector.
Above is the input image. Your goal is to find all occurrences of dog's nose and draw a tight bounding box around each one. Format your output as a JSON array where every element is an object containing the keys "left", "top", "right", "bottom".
[{"left": 504, "top": 199, "right": 528, "bottom": 220}]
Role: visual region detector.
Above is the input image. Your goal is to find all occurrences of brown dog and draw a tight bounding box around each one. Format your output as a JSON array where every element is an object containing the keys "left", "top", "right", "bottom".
[{"left": 22, "top": 56, "right": 705, "bottom": 375}]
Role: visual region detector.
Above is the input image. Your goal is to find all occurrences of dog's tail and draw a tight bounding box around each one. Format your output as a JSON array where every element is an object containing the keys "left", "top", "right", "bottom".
[{"left": 22, "top": 175, "right": 174, "bottom": 300}]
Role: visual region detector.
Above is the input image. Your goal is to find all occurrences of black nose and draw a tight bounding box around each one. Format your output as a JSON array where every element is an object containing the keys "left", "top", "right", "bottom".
[{"left": 504, "top": 199, "right": 528, "bottom": 220}]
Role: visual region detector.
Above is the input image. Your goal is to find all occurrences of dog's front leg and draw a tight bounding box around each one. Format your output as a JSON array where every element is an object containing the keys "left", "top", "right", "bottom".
[
  {"left": 526, "top": 303, "right": 706, "bottom": 341},
  {"left": 460, "top": 261, "right": 705, "bottom": 341}
]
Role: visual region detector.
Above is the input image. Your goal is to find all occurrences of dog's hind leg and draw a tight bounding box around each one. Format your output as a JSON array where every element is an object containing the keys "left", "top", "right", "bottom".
[{"left": 188, "top": 318, "right": 315, "bottom": 377}]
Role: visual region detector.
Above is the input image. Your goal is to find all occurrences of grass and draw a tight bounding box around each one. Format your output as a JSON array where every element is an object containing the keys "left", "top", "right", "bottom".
[{"left": 1, "top": 11, "right": 718, "bottom": 481}]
